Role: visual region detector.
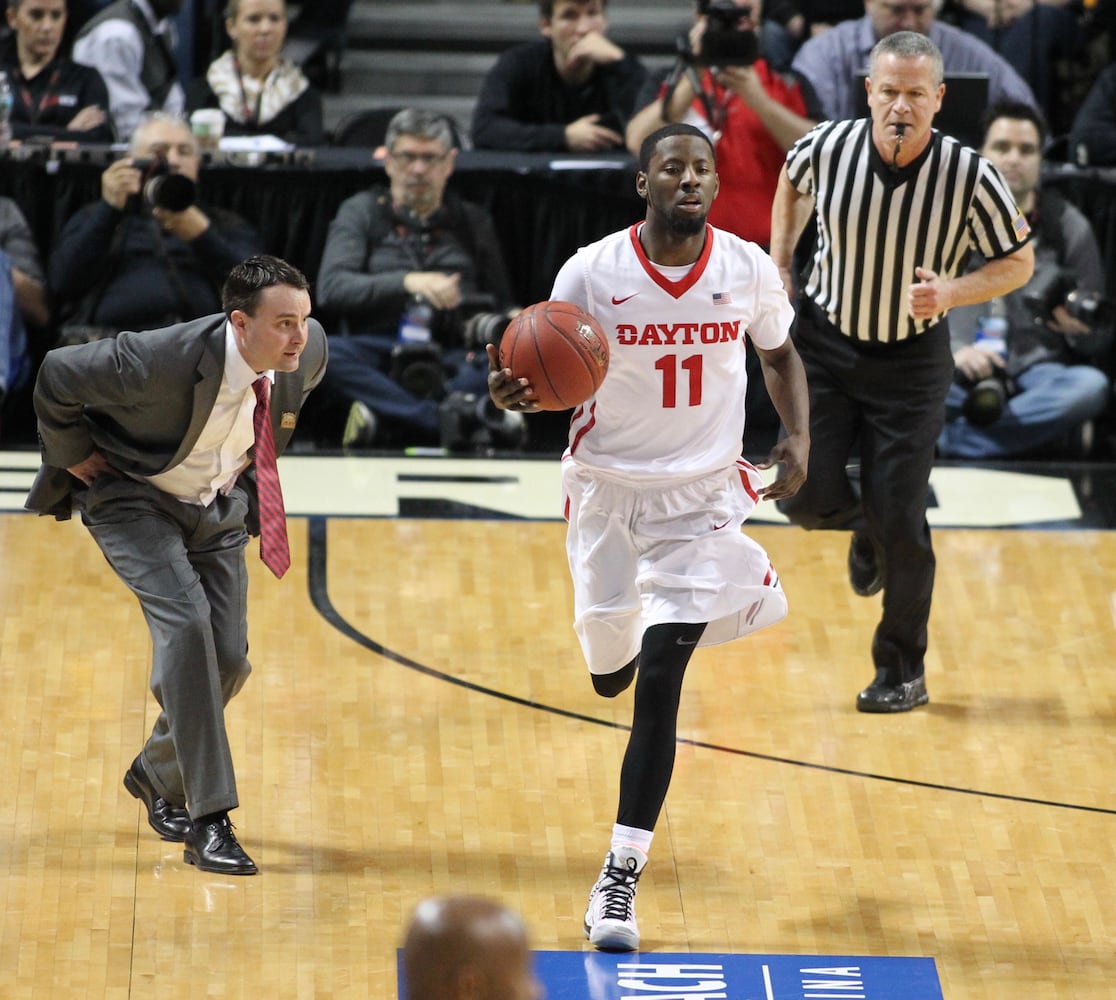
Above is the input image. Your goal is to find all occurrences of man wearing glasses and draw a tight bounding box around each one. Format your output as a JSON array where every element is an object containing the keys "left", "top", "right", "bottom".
[
  {"left": 789, "top": 0, "right": 1038, "bottom": 123},
  {"left": 316, "top": 108, "right": 522, "bottom": 451}
]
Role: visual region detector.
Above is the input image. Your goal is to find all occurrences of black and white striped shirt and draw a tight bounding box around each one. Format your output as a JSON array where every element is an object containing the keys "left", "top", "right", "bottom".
[{"left": 786, "top": 118, "right": 1030, "bottom": 344}]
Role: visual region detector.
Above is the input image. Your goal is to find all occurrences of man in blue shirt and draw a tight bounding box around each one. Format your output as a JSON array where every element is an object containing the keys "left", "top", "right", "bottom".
[{"left": 790, "top": 0, "right": 1037, "bottom": 123}]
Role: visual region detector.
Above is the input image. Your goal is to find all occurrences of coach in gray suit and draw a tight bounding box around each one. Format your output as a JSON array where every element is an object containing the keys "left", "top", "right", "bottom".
[{"left": 26, "top": 255, "right": 327, "bottom": 876}]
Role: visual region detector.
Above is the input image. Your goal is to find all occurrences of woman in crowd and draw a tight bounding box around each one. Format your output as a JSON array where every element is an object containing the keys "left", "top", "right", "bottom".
[
  {"left": 187, "top": 0, "right": 323, "bottom": 147},
  {"left": 1, "top": 0, "right": 113, "bottom": 142}
]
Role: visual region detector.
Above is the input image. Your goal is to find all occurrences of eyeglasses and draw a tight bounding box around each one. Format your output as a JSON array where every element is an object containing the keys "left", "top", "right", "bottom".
[
  {"left": 879, "top": 1, "right": 932, "bottom": 14},
  {"left": 389, "top": 149, "right": 450, "bottom": 167}
]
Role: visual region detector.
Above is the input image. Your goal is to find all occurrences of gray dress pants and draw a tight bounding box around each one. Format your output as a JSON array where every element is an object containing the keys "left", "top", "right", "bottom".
[{"left": 78, "top": 474, "right": 251, "bottom": 819}]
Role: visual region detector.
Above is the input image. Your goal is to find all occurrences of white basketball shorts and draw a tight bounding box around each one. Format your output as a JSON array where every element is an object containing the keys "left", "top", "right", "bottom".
[{"left": 561, "top": 458, "right": 788, "bottom": 675}]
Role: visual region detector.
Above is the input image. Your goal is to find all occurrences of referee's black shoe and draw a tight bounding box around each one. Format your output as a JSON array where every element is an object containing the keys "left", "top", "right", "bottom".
[
  {"left": 856, "top": 674, "right": 929, "bottom": 713},
  {"left": 847, "top": 531, "right": 882, "bottom": 597}
]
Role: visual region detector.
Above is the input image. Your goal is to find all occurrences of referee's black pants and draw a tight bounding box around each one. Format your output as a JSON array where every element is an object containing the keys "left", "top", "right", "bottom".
[{"left": 777, "top": 303, "right": 955, "bottom": 684}]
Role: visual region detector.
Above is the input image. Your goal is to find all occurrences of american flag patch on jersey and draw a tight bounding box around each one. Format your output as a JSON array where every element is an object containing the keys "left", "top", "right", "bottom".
[
  {"left": 1012, "top": 213, "right": 1031, "bottom": 241},
  {"left": 712, "top": 291, "right": 732, "bottom": 305}
]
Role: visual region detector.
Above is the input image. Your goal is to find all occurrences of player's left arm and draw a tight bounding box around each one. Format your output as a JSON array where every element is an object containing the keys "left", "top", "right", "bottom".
[{"left": 753, "top": 338, "right": 810, "bottom": 501}]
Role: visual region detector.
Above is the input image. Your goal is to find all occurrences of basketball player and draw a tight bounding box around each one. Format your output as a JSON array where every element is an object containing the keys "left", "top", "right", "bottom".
[{"left": 487, "top": 122, "right": 811, "bottom": 951}]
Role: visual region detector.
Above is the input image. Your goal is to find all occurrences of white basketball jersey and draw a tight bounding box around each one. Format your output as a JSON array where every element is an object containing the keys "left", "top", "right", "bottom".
[{"left": 550, "top": 223, "right": 793, "bottom": 480}]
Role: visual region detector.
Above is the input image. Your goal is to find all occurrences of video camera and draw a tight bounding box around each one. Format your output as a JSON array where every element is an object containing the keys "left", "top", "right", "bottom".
[
  {"left": 131, "top": 156, "right": 196, "bottom": 212},
  {"left": 678, "top": 0, "right": 759, "bottom": 67},
  {"left": 1021, "top": 262, "right": 1114, "bottom": 329}
]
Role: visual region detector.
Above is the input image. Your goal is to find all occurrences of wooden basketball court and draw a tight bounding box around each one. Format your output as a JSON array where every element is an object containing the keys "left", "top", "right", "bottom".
[{"left": 1, "top": 452, "right": 1114, "bottom": 998}]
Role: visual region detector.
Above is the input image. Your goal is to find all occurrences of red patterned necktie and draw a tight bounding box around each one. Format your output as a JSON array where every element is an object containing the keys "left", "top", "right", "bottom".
[{"left": 252, "top": 376, "right": 290, "bottom": 579}]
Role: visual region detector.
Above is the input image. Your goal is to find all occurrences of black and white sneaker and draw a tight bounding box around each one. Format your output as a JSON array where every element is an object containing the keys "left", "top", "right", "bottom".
[{"left": 584, "top": 845, "right": 646, "bottom": 951}]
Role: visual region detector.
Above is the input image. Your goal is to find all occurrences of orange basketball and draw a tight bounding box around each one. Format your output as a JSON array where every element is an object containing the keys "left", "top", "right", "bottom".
[{"left": 498, "top": 301, "right": 610, "bottom": 411}]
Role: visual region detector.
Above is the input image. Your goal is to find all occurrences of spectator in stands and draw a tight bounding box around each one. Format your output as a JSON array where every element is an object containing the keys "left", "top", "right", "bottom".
[
  {"left": 943, "top": 0, "right": 1086, "bottom": 133},
  {"left": 317, "top": 108, "right": 523, "bottom": 451},
  {"left": 48, "top": 112, "right": 261, "bottom": 338},
  {"left": 471, "top": 0, "right": 647, "bottom": 152},
  {"left": 1, "top": 0, "right": 114, "bottom": 142},
  {"left": 0, "top": 195, "right": 49, "bottom": 440},
  {"left": 625, "top": 0, "right": 820, "bottom": 249},
  {"left": 1069, "top": 62, "right": 1116, "bottom": 168},
  {"left": 401, "top": 896, "right": 543, "bottom": 1000},
  {"left": 72, "top": 0, "right": 185, "bottom": 142},
  {"left": 762, "top": 0, "right": 865, "bottom": 71},
  {"left": 790, "top": 0, "right": 1038, "bottom": 123},
  {"left": 939, "top": 100, "right": 1110, "bottom": 460},
  {"left": 186, "top": 0, "right": 323, "bottom": 147}
]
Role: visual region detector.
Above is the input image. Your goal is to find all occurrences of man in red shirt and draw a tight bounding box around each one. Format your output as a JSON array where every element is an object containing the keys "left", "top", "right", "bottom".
[{"left": 625, "top": 0, "right": 821, "bottom": 248}]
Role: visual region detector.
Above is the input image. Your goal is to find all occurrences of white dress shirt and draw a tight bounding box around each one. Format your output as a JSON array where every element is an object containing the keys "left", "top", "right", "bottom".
[{"left": 146, "top": 322, "right": 272, "bottom": 506}]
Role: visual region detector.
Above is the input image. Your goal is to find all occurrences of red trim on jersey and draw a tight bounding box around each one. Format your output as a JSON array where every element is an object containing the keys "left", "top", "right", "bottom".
[
  {"left": 627, "top": 223, "right": 714, "bottom": 299},
  {"left": 763, "top": 563, "right": 775, "bottom": 587},
  {"left": 736, "top": 458, "right": 760, "bottom": 504},
  {"left": 569, "top": 400, "right": 598, "bottom": 455}
]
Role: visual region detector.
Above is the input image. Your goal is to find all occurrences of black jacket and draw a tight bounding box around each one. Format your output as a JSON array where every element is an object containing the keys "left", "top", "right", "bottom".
[
  {"left": 48, "top": 197, "right": 262, "bottom": 332},
  {"left": 0, "top": 40, "right": 114, "bottom": 143},
  {"left": 471, "top": 40, "right": 646, "bottom": 152},
  {"left": 317, "top": 187, "right": 515, "bottom": 340}
]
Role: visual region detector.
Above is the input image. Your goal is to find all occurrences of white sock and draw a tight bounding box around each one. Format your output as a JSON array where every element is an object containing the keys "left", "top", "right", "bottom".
[{"left": 611, "top": 823, "right": 653, "bottom": 857}]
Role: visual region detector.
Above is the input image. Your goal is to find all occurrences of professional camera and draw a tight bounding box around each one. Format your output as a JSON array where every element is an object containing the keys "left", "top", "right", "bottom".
[
  {"left": 132, "top": 156, "right": 196, "bottom": 212},
  {"left": 685, "top": 0, "right": 759, "bottom": 67},
  {"left": 1022, "top": 263, "right": 1114, "bottom": 328},
  {"left": 438, "top": 390, "right": 528, "bottom": 453},
  {"left": 955, "top": 366, "right": 1017, "bottom": 427},
  {"left": 390, "top": 339, "right": 445, "bottom": 399},
  {"left": 462, "top": 311, "right": 509, "bottom": 351}
]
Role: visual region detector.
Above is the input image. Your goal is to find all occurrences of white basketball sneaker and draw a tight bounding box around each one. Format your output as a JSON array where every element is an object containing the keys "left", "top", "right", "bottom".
[{"left": 583, "top": 844, "right": 647, "bottom": 951}]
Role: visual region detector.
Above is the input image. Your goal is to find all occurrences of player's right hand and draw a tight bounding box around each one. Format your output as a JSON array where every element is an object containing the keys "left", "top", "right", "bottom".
[{"left": 485, "top": 344, "right": 538, "bottom": 411}]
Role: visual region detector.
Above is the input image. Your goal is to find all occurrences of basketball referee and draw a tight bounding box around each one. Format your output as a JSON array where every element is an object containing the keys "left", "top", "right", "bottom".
[{"left": 769, "top": 31, "right": 1034, "bottom": 713}]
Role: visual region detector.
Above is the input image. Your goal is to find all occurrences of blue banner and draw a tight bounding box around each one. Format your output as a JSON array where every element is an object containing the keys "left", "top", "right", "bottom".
[{"left": 532, "top": 951, "right": 944, "bottom": 1000}]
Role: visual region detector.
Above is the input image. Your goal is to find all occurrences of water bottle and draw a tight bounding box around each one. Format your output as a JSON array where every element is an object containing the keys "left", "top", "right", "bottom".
[
  {"left": 0, "top": 71, "right": 12, "bottom": 146},
  {"left": 398, "top": 295, "right": 433, "bottom": 344},
  {"left": 974, "top": 296, "right": 1008, "bottom": 357}
]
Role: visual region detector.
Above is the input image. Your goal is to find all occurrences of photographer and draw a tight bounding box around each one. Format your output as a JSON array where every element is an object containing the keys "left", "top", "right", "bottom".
[
  {"left": 625, "top": 0, "right": 820, "bottom": 249},
  {"left": 48, "top": 112, "right": 261, "bottom": 340},
  {"left": 939, "top": 101, "right": 1111, "bottom": 460},
  {"left": 316, "top": 109, "right": 523, "bottom": 451}
]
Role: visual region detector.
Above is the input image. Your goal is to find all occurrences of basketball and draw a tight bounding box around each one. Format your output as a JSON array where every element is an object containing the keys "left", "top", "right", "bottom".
[{"left": 498, "top": 301, "right": 610, "bottom": 411}]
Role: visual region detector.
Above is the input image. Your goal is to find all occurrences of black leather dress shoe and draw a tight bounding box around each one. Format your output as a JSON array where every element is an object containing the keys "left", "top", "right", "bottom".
[
  {"left": 123, "top": 757, "right": 191, "bottom": 842},
  {"left": 848, "top": 531, "right": 883, "bottom": 597},
  {"left": 856, "top": 675, "right": 929, "bottom": 713},
  {"left": 183, "top": 815, "right": 258, "bottom": 875}
]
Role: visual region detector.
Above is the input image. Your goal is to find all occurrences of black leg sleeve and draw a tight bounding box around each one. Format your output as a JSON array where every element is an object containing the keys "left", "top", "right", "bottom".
[{"left": 615, "top": 621, "right": 706, "bottom": 831}]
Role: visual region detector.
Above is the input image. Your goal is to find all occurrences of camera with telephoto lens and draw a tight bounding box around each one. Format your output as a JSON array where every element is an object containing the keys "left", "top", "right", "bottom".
[
  {"left": 1021, "top": 262, "right": 1115, "bottom": 328},
  {"left": 389, "top": 339, "right": 445, "bottom": 400},
  {"left": 132, "top": 156, "right": 196, "bottom": 212},
  {"left": 459, "top": 293, "right": 511, "bottom": 352},
  {"left": 956, "top": 366, "right": 1017, "bottom": 427},
  {"left": 680, "top": 0, "right": 759, "bottom": 67}
]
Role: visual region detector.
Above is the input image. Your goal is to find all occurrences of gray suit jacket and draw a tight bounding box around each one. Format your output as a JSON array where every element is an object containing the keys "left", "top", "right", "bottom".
[{"left": 25, "top": 312, "right": 328, "bottom": 523}]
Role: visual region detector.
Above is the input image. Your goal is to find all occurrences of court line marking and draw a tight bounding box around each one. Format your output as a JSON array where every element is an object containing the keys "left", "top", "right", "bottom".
[{"left": 306, "top": 516, "right": 1116, "bottom": 818}]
